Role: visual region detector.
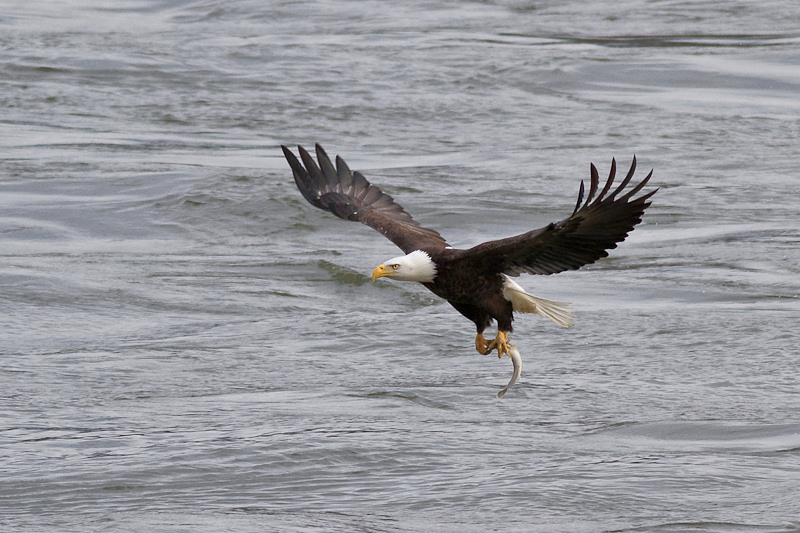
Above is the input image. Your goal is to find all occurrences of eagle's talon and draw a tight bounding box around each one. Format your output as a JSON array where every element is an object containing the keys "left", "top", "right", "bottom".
[
  {"left": 487, "top": 331, "right": 510, "bottom": 359},
  {"left": 475, "top": 333, "right": 491, "bottom": 355}
]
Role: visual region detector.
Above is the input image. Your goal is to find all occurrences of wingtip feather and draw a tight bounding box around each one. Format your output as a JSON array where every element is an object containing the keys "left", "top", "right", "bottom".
[
  {"left": 586, "top": 163, "right": 600, "bottom": 208},
  {"left": 609, "top": 155, "right": 638, "bottom": 199},
  {"left": 573, "top": 180, "right": 585, "bottom": 215},
  {"left": 595, "top": 158, "right": 616, "bottom": 201},
  {"left": 315, "top": 144, "right": 340, "bottom": 192}
]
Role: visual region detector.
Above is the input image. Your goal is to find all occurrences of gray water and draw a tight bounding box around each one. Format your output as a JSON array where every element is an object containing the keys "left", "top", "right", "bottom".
[{"left": 2, "top": 1, "right": 800, "bottom": 531}]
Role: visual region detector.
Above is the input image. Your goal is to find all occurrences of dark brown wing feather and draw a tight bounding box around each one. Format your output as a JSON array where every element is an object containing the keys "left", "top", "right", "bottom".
[
  {"left": 283, "top": 144, "right": 448, "bottom": 254},
  {"left": 457, "top": 156, "right": 656, "bottom": 276}
]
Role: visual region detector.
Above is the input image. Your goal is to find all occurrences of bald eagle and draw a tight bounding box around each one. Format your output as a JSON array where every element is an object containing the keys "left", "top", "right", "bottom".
[{"left": 283, "top": 144, "right": 655, "bottom": 395}]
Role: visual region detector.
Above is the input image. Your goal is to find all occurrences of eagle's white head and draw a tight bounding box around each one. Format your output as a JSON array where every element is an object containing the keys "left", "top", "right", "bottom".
[{"left": 371, "top": 250, "right": 437, "bottom": 283}]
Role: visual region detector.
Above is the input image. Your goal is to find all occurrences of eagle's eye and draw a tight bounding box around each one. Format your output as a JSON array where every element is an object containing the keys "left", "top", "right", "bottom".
[{"left": 391, "top": 264, "right": 400, "bottom": 270}]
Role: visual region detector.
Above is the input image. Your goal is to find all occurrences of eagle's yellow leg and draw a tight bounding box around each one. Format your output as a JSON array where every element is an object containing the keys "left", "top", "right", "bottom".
[
  {"left": 475, "top": 333, "right": 490, "bottom": 355},
  {"left": 487, "top": 331, "right": 511, "bottom": 359}
]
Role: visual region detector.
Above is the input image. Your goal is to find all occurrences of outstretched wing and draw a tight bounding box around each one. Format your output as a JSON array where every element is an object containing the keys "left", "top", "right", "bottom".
[
  {"left": 459, "top": 157, "right": 656, "bottom": 276},
  {"left": 283, "top": 144, "right": 448, "bottom": 254}
]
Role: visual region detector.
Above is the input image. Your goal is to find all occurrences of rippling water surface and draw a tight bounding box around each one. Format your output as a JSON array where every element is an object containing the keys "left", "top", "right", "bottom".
[{"left": 2, "top": 1, "right": 800, "bottom": 531}]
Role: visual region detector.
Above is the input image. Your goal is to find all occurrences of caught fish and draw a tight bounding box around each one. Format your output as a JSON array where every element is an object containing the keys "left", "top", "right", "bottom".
[{"left": 497, "top": 345, "right": 522, "bottom": 398}]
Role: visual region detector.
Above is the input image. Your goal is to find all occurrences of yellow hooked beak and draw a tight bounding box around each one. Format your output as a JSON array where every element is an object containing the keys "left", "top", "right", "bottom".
[{"left": 371, "top": 264, "right": 393, "bottom": 281}]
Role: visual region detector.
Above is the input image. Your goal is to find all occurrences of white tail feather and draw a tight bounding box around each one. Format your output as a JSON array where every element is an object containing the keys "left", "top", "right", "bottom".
[{"left": 502, "top": 275, "right": 575, "bottom": 327}]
